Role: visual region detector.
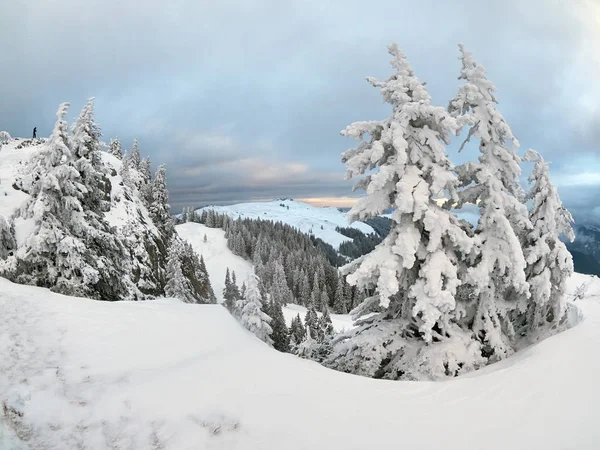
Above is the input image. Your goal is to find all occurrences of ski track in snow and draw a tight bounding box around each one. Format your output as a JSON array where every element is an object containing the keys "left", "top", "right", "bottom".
[{"left": 0, "top": 274, "right": 599, "bottom": 449}]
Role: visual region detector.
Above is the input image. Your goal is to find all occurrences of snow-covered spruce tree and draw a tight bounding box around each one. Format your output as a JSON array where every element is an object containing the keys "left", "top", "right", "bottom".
[
  {"left": 270, "top": 260, "right": 292, "bottom": 305},
  {"left": 109, "top": 137, "right": 123, "bottom": 160},
  {"left": 268, "top": 299, "right": 290, "bottom": 353},
  {"left": 180, "top": 241, "right": 215, "bottom": 303},
  {"left": 120, "top": 154, "right": 132, "bottom": 188},
  {"left": 223, "top": 268, "right": 241, "bottom": 315},
  {"left": 71, "top": 98, "right": 110, "bottom": 213},
  {"left": 326, "top": 44, "right": 477, "bottom": 380},
  {"left": 448, "top": 45, "right": 532, "bottom": 360},
  {"left": 150, "top": 164, "right": 175, "bottom": 240},
  {"left": 333, "top": 276, "right": 348, "bottom": 313},
  {"left": 521, "top": 149, "right": 574, "bottom": 331},
  {"left": 139, "top": 157, "right": 153, "bottom": 206},
  {"left": 129, "top": 138, "right": 141, "bottom": 171},
  {"left": 236, "top": 274, "right": 274, "bottom": 345},
  {"left": 165, "top": 237, "right": 191, "bottom": 301},
  {"left": 6, "top": 103, "right": 131, "bottom": 299},
  {"left": 289, "top": 314, "right": 307, "bottom": 348}
]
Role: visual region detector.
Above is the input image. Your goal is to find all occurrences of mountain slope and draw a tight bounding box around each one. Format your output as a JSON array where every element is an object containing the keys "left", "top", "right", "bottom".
[
  {"left": 0, "top": 274, "right": 597, "bottom": 450},
  {"left": 197, "top": 199, "right": 374, "bottom": 249},
  {"left": 176, "top": 222, "right": 356, "bottom": 332}
]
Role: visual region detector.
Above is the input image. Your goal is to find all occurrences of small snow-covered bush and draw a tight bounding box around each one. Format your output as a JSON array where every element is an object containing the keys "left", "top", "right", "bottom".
[{"left": 0, "top": 131, "right": 11, "bottom": 143}]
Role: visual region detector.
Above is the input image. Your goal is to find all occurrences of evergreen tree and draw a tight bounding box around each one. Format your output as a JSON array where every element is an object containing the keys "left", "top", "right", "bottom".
[
  {"left": 223, "top": 268, "right": 241, "bottom": 314},
  {"left": 7, "top": 103, "right": 131, "bottom": 300},
  {"left": 139, "top": 157, "right": 153, "bottom": 206},
  {"left": 149, "top": 164, "right": 174, "bottom": 239},
  {"left": 333, "top": 277, "right": 348, "bottom": 313},
  {"left": 289, "top": 313, "right": 307, "bottom": 346},
  {"left": 319, "top": 289, "right": 330, "bottom": 311},
  {"left": 165, "top": 237, "right": 191, "bottom": 301},
  {"left": 129, "top": 138, "right": 141, "bottom": 170},
  {"left": 108, "top": 137, "right": 123, "bottom": 160},
  {"left": 327, "top": 44, "right": 475, "bottom": 380},
  {"left": 269, "top": 300, "right": 290, "bottom": 352},
  {"left": 270, "top": 260, "right": 292, "bottom": 305},
  {"left": 304, "top": 305, "right": 319, "bottom": 341},
  {"left": 522, "top": 149, "right": 575, "bottom": 329},
  {"left": 318, "top": 305, "right": 334, "bottom": 342},
  {"left": 120, "top": 154, "right": 132, "bottom": 188},
  {"left": 236, "top": 274, "right": 274, "bottom": 345},
  {"left": 448, "top": 45, "right": 532, "bottom": 359}
]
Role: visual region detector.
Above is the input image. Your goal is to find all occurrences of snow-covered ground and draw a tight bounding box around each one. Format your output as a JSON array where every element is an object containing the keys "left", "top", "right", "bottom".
[
  {"left": 197, "top": 199, "right": 374, "bottom": 249},
  {"left": 0, "top": 273, "right": 598, "bottom": 449},
  {"left": 176, "top": 222, "right": 354, "bottom": 332},
  {"left": 0, "top": 140, "right": 38, "bottom": 220}
]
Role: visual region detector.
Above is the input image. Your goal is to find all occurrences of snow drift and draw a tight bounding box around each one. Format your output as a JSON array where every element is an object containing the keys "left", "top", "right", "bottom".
[{"left": 0, "top": 274, "right": 597, "bottom": 449}]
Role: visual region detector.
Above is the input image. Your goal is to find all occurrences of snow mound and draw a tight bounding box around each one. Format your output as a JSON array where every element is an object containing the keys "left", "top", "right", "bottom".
[
  {"left": 0, "top": 275, "right": 599, "bottom": 449},
  {"left": 197, "top": 199, "right": 374, "bottom": 249}
]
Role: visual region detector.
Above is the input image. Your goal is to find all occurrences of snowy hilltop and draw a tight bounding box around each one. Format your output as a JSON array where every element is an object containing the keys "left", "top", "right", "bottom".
[
  {"left": 192, "top": 199, "right": 375, "bottom": 249},
  {"left": 0, "top": 100, "right": 214, "bottom": 303}
]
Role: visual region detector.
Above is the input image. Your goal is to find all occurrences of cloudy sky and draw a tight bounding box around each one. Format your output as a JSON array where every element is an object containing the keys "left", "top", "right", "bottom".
[{"left": 2, "top": 0, "right": 600, "bottom": 218}]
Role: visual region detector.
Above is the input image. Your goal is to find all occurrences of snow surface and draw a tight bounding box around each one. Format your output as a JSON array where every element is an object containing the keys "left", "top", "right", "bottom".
[
  {"left": 0, "top": 274, "right": 598, "bottom": 449},
  {"left": 197, "top": 199, "right": 375, "bottom": 249},
  {"left": 176, "top": 222, "right": 355, "bottom": 332},
  {"left": 0, "top": 140, "right": 37, "bottom": 221}
]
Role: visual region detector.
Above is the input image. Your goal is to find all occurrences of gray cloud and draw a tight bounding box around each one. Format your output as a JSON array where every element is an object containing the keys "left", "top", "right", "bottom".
[{"left": 1, "top": 0, "right": 599, "bottom": 216}]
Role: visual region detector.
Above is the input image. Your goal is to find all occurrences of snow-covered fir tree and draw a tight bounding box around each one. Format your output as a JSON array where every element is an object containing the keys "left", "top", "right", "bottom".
[
  {"left": 5, "top": 102, "right": 132, "bottom": 300},
  {"left": 448, "top": 45, "right": 532, "bottom": 360},
  {"left": 108, "top": 137, "right": 123, "bottom": 159},
  {"left": 139, "top": 157, "right": 153, "bottom": 206},
  {"left": 333, "top": 276, "right": 348, "bottom": 313},
  {"left": 223, "top": 268, "right": 241, "bottom": 315},
  {"left": 268, "top": 299, "right": 290, "bottom": 353},
  {"left": 120, "top": 154, "right": 132, "bottom": 188},
  {"left": 289, "top": 314, "right": 307, "bottom": 347},
  {"left": 236, "top": 274, "right": 274, "bottom": 345},
  {"left": 129, "top": 138, "right": 141, "bottom": 171},
  {"left": 521, "top": 149, "right": 574, "bottom": 330},
  {"left": 165, "top": 237, "right": 191, "bottom": 301},
  {"left": 149, "top": 164, "right": 174, "bottom": 240},
  {"left": 327, "top": 44, "right": 477, "bottom": 380}
]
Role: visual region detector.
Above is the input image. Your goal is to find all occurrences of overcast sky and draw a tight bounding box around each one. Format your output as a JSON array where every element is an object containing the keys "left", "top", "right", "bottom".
[{"left": 1, "top": 0, "right": 600, "bottom": 218}]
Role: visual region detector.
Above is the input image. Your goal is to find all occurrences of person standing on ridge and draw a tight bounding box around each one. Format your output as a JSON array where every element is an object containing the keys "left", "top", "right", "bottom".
[{"left": 32, "top": 127, "right": 37, "bottom": 139}]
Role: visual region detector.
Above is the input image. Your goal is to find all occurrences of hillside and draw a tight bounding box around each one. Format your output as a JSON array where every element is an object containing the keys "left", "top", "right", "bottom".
[
  {"left": 1, "top": 273, "right": 598, "bottom": 449},
  {"left": 196, "top": 199, "right": 374, "bottom": 249},
  {"left": 176, "top": 222, "right": 356, "bottom": 332},
  {"left": 0, "top": 138, "right": 155, "bottom": 235}
]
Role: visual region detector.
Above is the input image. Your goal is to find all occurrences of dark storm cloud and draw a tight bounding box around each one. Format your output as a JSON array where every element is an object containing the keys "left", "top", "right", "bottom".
[{"left": 1, "top": 0, "right": 599, "bottom": 215}]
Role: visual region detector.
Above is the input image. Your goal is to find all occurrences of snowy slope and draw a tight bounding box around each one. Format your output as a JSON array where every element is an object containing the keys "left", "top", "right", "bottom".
[
  {"left": 0, "top": 138, "right": 155, "bottom": 235},
  {"left": 0, "top": 274, "right": 598, "bottom": 450},
  {"left": 176, "top": 222, "right": 253, "bottom": 302},
  {"left": 176, "top": 222, "right": 354, "bottom": 332},
  {"left": 197, "top": 199, "right": 374, "bottom": 249},
  {"left": 0, "top": 139, "right": 39, "bottom": 220}
]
